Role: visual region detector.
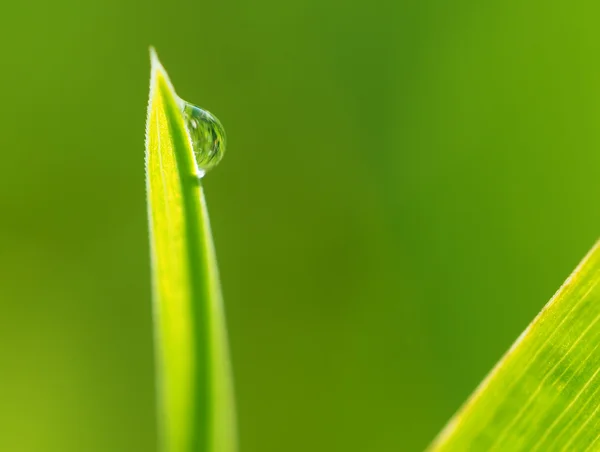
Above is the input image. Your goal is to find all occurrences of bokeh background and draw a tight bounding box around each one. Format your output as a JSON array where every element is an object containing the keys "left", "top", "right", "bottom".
[{"left": 1, "top": 0, "right": 600, "bottom": 451}]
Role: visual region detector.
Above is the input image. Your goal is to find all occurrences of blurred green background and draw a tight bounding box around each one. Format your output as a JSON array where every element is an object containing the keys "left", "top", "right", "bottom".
[{"left": 1, "top": 0, "right": 599, "bottom": 451}]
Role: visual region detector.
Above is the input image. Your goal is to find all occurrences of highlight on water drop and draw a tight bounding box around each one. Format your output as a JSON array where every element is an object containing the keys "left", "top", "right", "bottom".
[{"left": 180, "top": 101, "right": 226, "bottom": 177}]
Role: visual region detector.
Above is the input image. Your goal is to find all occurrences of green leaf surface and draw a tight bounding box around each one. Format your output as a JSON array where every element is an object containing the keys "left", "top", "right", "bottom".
[
  {"left": 430, "top": 241, "right": 600, "bottom": 451},
  {"left": 145, "top": 49, "right": 236, "bottom": 452}
]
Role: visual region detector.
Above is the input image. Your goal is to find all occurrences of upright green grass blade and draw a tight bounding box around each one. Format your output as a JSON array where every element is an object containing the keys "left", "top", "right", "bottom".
[
  {"left": 145, "top": 49, "right": 236, "bottom": 452},
  {"left": 430, "top": 241, "right": 600, "bottom": 451}
]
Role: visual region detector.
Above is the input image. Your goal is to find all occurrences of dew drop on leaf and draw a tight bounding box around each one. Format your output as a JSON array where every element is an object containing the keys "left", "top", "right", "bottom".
[{"left": 181, "top": 101, "right": 226, "bottom": 177}]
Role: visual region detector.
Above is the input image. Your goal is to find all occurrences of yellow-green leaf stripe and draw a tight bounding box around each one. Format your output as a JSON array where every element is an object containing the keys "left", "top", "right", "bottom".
[
  {"left": 145, "top": 50, "right": 236, "bottom": 452},
  {"left": 430, "top": 241, "right": 600, "bottom": 451}
]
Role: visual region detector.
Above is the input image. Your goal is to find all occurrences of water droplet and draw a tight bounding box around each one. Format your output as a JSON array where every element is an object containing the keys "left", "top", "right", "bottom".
[{"left": 180, "top": 101, "right": 226, "bottom": 176}]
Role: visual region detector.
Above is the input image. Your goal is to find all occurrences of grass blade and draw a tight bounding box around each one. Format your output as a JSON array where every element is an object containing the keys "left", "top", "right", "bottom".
[
  {"left": 145, "top": 49, "right": 236, "bottom": 452},
  {"left": 429, "top": 241, "right": 600, "bottom": 451}
]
